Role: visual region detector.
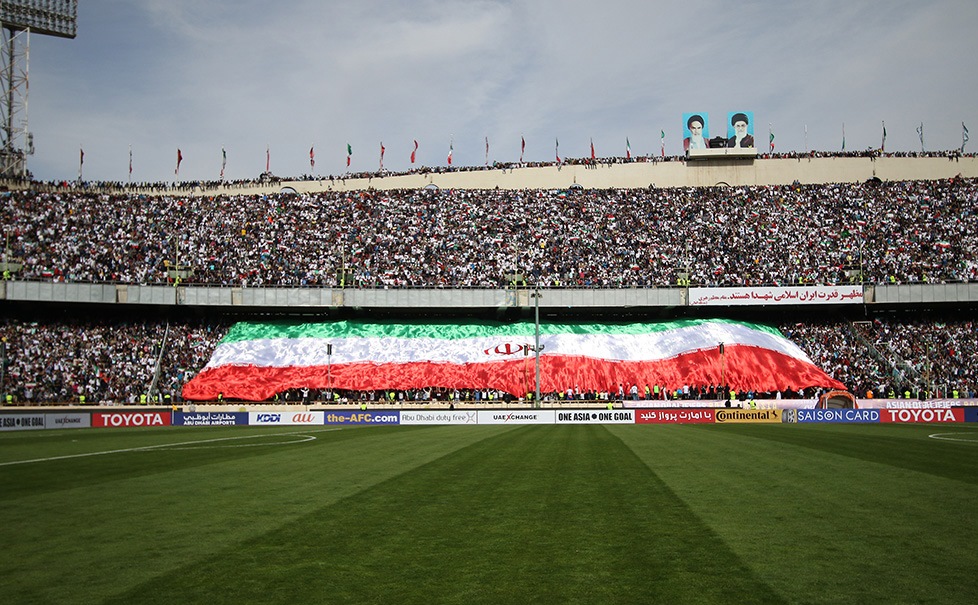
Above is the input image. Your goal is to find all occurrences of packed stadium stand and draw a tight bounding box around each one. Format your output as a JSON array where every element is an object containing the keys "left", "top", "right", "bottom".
[
  {"left": 2, "top": 178, "right": 976, "bottom": 287},
  {"left": 1, "top": 154, "right": 976, "bottom": 404}
]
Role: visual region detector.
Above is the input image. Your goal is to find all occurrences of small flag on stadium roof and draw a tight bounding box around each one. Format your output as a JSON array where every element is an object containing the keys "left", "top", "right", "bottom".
[
  {"left": 447, "top": 138, "right": 454, "bottom": 166},
  {"left": 411, "top": 139, "right": 419, "bottom": 164},
  {"left": 520, "top": 135, "right": 525, "bottom": 162},
  {"left": 346, "top": 143, "right": 352, "bottom": 167},
  {"left": 175, "top": 148, "right": 183, "bottom": 176},
  {"left": 626, "top": 138, "right": 631, "bottom": 160}
]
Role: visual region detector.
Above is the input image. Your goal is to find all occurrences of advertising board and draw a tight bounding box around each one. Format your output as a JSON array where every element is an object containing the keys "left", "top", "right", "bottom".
[
  {"left": 45, "top": 413, "right": 92, "bottom": 429},
  {"left": 323, "top": 411, "right": 400, "bottom": 425},
  {"left": 0, "top": 413, "right": 46, "bottom": 431},
  {"left": 635, "top": 409, "right": 715, "bottom": 424},
  {"left": 399, "top": 411, "right": 477, "bottom": 425},
  {"left": 173, "top": 412, "right": 248, "bottom": 426},
  {"left": 249, "top": 412, "right": 325, "bottom": 425},
  {"left": 880, "top": 408, "right": 964, "bottom": 423},
  {"left": 92, "top": 411, "right": 172, "bottom": 428},
  {"left": 796, "top": 409, "right": 880, "bottom": 423},
  {"left": 476, "top": 410, "right": 556, "bottom": 425},
  {"left": 554, "top": 410, "right": 635, "bottom": 424},
  {"left": 714, "top": 409, "right": 782, "bottom": 424}
]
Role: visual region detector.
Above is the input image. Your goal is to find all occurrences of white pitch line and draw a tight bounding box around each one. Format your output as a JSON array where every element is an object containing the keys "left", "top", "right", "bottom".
[
  {"left": 928, "top": 432, "right": 978, "bottom": 443},
  {"left": 0, "top": 428, "right": 342, "bottom": 467}
]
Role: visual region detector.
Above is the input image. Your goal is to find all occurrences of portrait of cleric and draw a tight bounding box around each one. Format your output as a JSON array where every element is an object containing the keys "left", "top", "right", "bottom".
[
  {"left": 726, "top": 111, "right": 755, "bottom": 148},
  {"left": 683, "top": 113, "right": 710, "bottom": 152}
]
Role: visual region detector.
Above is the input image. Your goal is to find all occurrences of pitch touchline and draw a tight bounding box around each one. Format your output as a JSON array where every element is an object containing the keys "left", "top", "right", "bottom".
[{"left": 0, "top": 428, "right": 342, "bottom": 467}]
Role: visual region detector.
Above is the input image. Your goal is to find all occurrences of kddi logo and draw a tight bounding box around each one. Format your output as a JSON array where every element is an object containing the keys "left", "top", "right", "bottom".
[{"left": 256, "top": 413, "right": 281, "bottom": 422}]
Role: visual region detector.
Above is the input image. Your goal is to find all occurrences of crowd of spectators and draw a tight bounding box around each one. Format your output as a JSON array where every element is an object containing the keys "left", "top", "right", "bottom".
[
  {"left": 0, "top": 318, "right": 225, "bottom": 404},
  {"left": 2, "top": 177, "right": 977, "bottom": 288},
  {"left": 0, "top": 317, "right": 973, "bottom": 404}
]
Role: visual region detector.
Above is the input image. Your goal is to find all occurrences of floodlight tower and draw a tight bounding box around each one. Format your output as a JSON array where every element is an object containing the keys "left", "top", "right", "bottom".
[{"left": 0, "top": 1, "right": 77, "bottom": 179}]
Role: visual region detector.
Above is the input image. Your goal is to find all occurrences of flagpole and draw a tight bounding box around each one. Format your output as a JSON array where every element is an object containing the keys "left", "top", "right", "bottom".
[{"left": 531, "top": 286, "right": 545, "bottom": 407}]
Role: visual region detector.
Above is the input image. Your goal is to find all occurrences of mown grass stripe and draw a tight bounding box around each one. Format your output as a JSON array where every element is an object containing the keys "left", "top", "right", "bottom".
[
  {"left": 610, "top": 424, "right": 978, "bottom": 604},
  {"left": 690, "top": 422, "right": 978, "bottom": 484},
  {"left": 0, "top": 425, "right": 512, "bottom": 604},
  {"left": 107, "top": 425, "right": 786, "bottom": 605}
]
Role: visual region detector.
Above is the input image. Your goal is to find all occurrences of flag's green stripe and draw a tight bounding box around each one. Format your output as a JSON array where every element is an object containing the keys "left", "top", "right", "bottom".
[{"left": 218, "top": 318, "right": 781, "bottom": 345}]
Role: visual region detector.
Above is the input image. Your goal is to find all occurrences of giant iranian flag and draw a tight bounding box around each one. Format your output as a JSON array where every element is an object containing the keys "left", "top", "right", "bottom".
[{"left": 181, "top": 319, "right": 844, "bottom": 401}]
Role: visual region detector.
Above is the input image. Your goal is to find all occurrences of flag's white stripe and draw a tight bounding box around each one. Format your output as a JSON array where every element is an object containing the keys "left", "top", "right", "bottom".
[{"left": 203, "top": 323, "right": 810, "bottom": 370}]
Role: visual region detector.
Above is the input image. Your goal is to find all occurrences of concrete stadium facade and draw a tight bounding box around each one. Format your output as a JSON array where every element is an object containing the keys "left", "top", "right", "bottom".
[{"left": 191, "top": 155, "right": 977, "bottom": 197}]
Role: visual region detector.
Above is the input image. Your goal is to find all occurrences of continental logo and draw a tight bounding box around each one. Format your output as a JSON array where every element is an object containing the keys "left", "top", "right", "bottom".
[{"left": 715, "top": 409, "right": 782, "bottom": 423}]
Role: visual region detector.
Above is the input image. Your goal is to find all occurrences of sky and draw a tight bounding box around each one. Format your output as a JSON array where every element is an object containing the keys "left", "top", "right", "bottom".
[{"left": 15, "top": 0, "right": 978, "bottom": 183}]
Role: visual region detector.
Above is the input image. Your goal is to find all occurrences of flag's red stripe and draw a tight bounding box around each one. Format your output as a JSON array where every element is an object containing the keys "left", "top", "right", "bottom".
[{"left": 182, "top": 345, "right": 843, "bottom": 401}]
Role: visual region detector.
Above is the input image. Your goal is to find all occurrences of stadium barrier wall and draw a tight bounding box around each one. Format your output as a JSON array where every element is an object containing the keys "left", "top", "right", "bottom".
[
  {"left": 3, "top": 404, "right": 977, "bottom": 431},
  {"left": 39, "top": 156, "right": 973, "bottom": 197},
  {"left": 4, "top": 282, "right": 978, "bottom": 308}
]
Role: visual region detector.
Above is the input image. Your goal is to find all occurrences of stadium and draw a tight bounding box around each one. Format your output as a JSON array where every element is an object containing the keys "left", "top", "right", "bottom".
[{"left": 3, "top": 2, "right": 978, "bottom": 604}]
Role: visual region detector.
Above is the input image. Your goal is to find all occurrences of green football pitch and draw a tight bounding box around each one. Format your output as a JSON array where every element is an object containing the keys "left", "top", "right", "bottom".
[{"left": 2, "top": 423, "right": 977, "bottom": 604}]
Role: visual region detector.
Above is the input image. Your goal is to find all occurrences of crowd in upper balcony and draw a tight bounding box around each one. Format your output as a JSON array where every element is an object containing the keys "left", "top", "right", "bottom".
[{"left": 2, "top": 176, "right": 977, "bottom": 288}]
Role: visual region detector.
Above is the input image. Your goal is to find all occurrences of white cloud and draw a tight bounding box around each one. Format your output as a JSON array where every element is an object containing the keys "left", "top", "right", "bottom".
[{"left": 20, "top": 0, "right": 978, "bottom": 182}]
